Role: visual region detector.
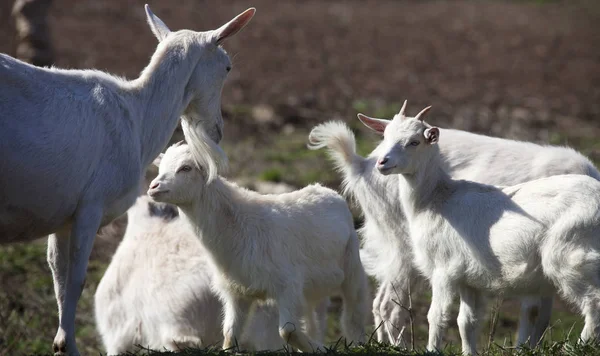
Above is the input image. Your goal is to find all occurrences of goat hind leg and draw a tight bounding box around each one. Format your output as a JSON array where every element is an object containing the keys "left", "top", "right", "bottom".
[
  {"left": 372, "top": 284, "right": 387, "bottom": 343},
  {"left": 380, "top": 280, "right": 411, "bottom": 346},
  {"left": 575, "top": 282, "right": 600, "bottom": 342},
  {"left": 543, "top": 247, "right": 600, "bottom": 343},
  {"left": 314, "top": 297, "right": 330, "bottom": 342},
  {"left": 303, "top": 304, "right": 320, "bottom": 341}
]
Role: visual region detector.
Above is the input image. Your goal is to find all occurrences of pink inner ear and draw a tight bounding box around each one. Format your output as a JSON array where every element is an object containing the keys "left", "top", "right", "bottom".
[
  {"left": 216, "top": 8, "right": 256, "bottom": 43},
  {"left": 371, "top": 122, "right": 386, "bottom": 133},
  {"left": 426, "top": 128, "right": 439, "bottom": 143},
  {"left": 357, "top": 114, "right": 387, "bottom": 135}
]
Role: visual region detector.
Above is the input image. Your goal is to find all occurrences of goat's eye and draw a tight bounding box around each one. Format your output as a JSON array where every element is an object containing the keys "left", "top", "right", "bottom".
[
  {"left": 178, "top": 165, "right": 192, "bottom": 173},
  {"left": 226, "top": 66, "right": 232, "bottom": 72},
  {"left": 409, "top": 141, "right": 420, "bottom": 147}
]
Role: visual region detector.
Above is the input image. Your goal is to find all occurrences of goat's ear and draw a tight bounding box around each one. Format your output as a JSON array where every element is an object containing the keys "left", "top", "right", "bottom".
[
  {"left": 357, "top": 113, "right": 389, "bottom": 136},
  {"left": 145, "top": 4, "right": 171, "bottom": 42},
  {"left": 152, "top": 153, "right": 164, "bottom": 168},
  {"left": 214, "top": 8, "right": 256, "bottom": 45},
  {"left": 424, "top": 127, "right": 440, "bottom": 144}
]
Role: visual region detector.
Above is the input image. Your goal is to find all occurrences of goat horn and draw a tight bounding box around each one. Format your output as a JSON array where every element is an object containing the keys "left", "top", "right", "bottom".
[
  {"left": 414, "top": 106, "right": 432, "bottom": 122},
  {"left": 398, "top": 100, "right": 408, "bottom": 118}
]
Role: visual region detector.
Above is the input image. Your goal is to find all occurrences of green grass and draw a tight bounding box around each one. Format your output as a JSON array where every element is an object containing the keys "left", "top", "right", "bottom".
[
  {"left": 259, "top": 168, "right": 284, "bottom": 182},
  {"left": 5, "top": 239, "right": 596, "bottom": 356},
  {"left": 0, "top": 241, "right": 107, "bottom": 355},
  {"left": 95, "top": 339, "right": 600, "bottom": 356}
]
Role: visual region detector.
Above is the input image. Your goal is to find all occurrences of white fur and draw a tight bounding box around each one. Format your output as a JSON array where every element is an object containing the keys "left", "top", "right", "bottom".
[
  {"left": 0, "top": 5, "right": 255, "bottom": 355},
  {"left": 308, "top": 115, "right": 600, "bottom": 347},
  {"left": 148, "top": 143, "right": 369, "bottom": 352},
  {"left": 95, "top": 195, "right": 329, "bottom": 354},
  {"left": 373, "top": 105, "right": 600, "bottom": 354}
]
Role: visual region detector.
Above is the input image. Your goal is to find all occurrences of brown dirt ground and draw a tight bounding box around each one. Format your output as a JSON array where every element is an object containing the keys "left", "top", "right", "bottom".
[
  {"left": 2, "top": 0, "right": 599, "bottom": 143},
  {"left": 1, "top": 0, "right": 600, "bottom": 353}
]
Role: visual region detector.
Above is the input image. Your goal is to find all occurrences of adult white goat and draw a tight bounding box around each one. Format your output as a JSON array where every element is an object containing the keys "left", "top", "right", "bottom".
[
  {"left": 95, "top": 194, "right": 330, "bottom": 354},
  {"left": 371, "top": 102, "right": 600, "bottom": 354},
  {"left": 0, "top": 5, "right": 255, "bottom": 355},
  {"left": 308, "top": 104, "right": 600, "bottom": 347},
  {"left": 148, "top": 143, "right": 369, "bottom": 352}
]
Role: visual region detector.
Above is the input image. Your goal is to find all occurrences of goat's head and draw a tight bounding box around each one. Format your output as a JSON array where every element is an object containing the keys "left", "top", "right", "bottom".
[
  {"left": 144, "top": 4, "right": 256, "bottom": 144},
  {"left": 357, "top": 100, "right": 438, "bottom": 175},
  {"left": 148, "top": 142, "right": 209, "bottom": 205}
]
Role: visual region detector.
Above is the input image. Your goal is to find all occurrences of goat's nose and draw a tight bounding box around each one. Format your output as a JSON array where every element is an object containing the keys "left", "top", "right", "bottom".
[
  {"left": 150, "top": 182, "right": 160, "bottom": 190},
  {"left": 378, "top": 157, "right": 389, "bottom": 165}
]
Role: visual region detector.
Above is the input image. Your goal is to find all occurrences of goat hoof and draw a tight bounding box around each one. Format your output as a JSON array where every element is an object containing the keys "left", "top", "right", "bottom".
[{"left": 52, "top": 340, "right": 69, "bottom": 355}]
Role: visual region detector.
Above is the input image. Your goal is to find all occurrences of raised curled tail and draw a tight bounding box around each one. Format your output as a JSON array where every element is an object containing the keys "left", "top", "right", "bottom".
[{"left": 308, "top": 121, "right": 362, "bottom": 176}]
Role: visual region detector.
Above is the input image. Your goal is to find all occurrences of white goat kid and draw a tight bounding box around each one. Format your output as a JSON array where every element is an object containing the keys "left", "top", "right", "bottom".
[
  {"left": 95, "top": 197, "right": 222, "bottom": 354},
  {"left": 308, "top": 105, "right": 600, "bottom": 347},
  {"left": 374, "top": 103, "right": 600, "bottom": 354},
  {"left": 148, "top": 143, "right": 369, "bottom": 352},
  {"left": 95, "top": 195, "right": 329, "bottom": 354},
  {"left": 0, "top": 5, "right": 255, "bottom": 355}
]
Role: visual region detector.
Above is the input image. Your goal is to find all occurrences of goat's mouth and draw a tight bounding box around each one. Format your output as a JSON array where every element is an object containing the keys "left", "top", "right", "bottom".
[
  {"left": 182, "top": 114, "right": 223, "bottom": 144},
  {"left": 147, "top": 189, "right": 169, "bottom": 200},
  {"left": 377, "top": 165, "right": 395, "bottom": 175}
]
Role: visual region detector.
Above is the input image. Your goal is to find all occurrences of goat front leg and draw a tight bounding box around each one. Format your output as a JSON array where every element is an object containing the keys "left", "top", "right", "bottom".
[
  {"left": 222, "top": 295, "right": 253, "bottom": 351},
  {"left": 457, "top": 286, "right": 487, "bottom": 355},
  {"left": 51, "top": 205, "right": 103, "bottom": 356},
  {"left": 277, "top": 292, "right": 324, "bottom": 352},
  {"left": 47, "top": 230, "right": 70, "bottom": 355},
  {"left": 531, "top": 296, "right": 553, "bottom": 346},
  {"left": 516, "top": 296, "right": 552, "bottom": 347},
  {"left": 427, "top": 272, "right": 455, "bottom": 352}
]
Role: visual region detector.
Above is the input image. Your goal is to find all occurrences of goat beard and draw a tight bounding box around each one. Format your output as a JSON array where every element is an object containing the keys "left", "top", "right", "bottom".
[{"left": 180, "top": 118, "right": 228, "bottom": 183}]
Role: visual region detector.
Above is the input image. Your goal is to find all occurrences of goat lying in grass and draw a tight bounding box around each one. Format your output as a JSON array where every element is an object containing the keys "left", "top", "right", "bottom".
[
  {"left": 308, "top": 103, "right": 600, "bottom": 347},
  {"left": 372, "top": 102, "right": 600, "bottom": 354},
  {"left": 0, "top": 4, "right": 255, "bottom": 355},
  {"left": 95, "top": 194, "right": 330, "bottom": 354},
  {"left": 148, "top": 142, "right": 369, "bottom": 352}
]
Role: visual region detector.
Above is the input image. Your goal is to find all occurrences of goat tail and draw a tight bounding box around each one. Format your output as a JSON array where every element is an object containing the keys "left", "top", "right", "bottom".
[
  {"left": 307, "top": 121, "right": 363, "bottom": 174},
  {"left": 340, "top": 229, "right": 369, "bottom": 345}
]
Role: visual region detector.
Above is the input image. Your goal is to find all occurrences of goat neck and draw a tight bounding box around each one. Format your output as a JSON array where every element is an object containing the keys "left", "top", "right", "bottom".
[
  {"left": 179, "top": 178, "right": 245, "bottom": 266},
  {"left": 130, "top": 39, "right": 199, "bottom": 170},
  {"left": 398, "top": 147, "right": 452, "bottom": 220}
]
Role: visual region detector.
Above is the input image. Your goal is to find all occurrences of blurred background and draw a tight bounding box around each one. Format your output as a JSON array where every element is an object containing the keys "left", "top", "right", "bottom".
[{"left": 0, "top": 0, "right": 599, "bottom": 354}]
